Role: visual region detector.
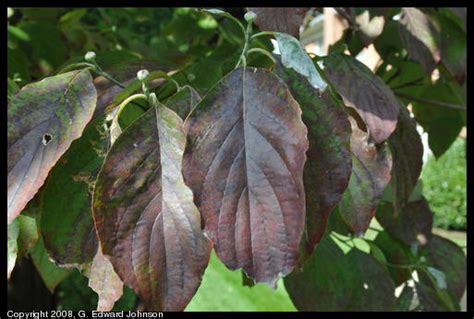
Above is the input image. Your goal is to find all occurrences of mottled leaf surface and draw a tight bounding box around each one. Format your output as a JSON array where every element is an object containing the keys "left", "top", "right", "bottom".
[
  {"left": 87, "top": 247, "right": 124, "bottom": 311},
  {"left": 387, "top": 106, "right": 423, "bottom": 213},
  {"left": 165, "top": 85, "right": 201, "bottom": 119},
  {"left": 324, "top": 54, "right": 399, "bottom": 144},
  {"left": 398, "top": 8, "right": 440, "bottom": 74},
  {"left": 274, "top": 61, "right": 352, "bottom": 256},
  {"left": 285, "top": 236, "right": 397, "bottom": 311},
  {"left": 183, "top": 67, "right": 308, "bottom": 285},
  {"left": 248, "top": 7, "right": 308, "bottom": 38},
  {"left": 339, "top": 123, "right": 392, "bottom": 235},
  {"left": 376, "top": 199, "right": 433, "bottom": 246},
  {"left": 8, "top": 70, "right": 97, "bottom": 223},
  {"left": 40, "top": 115, "right": 109, "bottom": 267},
  {"left": 94, "top": 104, "right": 211, "bottom": 311},
  {"left": 276, "top": 33, "right": 327, "bottom": 91}
]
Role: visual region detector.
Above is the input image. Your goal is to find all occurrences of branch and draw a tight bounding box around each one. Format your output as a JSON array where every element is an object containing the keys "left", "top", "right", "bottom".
[{"left": 395, "top": 92, "right": 466, "bottom": 111}]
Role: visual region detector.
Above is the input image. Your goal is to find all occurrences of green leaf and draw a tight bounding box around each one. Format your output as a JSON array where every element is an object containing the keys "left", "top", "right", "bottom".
[
  {"left": 7, "top": 78, "right": 20, "bottom": 97},
  {"left": 94, "top": 104, "right": 211, "bottom": 311},
  {"left": 324, "top": 53, "right": 400, "bottom": 144},
  {"left": 372, "top": 231, "right": 416, "bottom": 285},
  {"left": 275, "top": 32, "right": 327, "bottom": 92},
  {"left": 8, "top": 69, "right": 97, "bottom": 223},
  {"left": 8, "top": 219, "right": 20, "bottom": 279},
  {"left": 410, "top": 81, "right": 464, "bottom": 158},
  {"left": 274, "top": 59, "right": 352, "bottom": 258},
  {"left": 29, "top": 237, "right": 72, "bottom": 293},
  {"left": 387, "top": 106, "right": 423, "bottom": 214},
  {"left": 40, "top": 115, "right": 109, "bottom": 267},
  {"left": 284, "top": 236, "right": 397, "bottom": 311},
  {"left": 7, "top": 47, "right": 31, "bottom": 85},
  {"left": 421, "top": 235, "right": 466, "bottom": 302},
  {"left": 182, "top": 67, "right": 308, "bottom": 286},
  {"left": 376, "top": 198, "right": 433, "bottom": 247},
  {"left": 339, "top": 123, "right": 392, "bottom": 235},
  {"left": 17, "top": 214, "right": 39, "bottom": 259}
]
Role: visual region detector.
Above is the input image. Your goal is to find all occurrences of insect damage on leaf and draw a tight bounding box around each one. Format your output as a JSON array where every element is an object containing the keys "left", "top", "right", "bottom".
[
  {"left": 182, "top": 67, "right": 308, "bottom": 286},
  {"left": 8, "top": 69, "right": 97, "bottom": 224}
]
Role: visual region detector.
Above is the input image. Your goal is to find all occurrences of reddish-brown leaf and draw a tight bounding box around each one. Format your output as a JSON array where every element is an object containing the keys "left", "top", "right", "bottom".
[
  {"left": 93, "top": 102, "right": 211, "bottom": 311},
  {"left": 8, "top": 70, "right": 97, "bottom": 223},
  {"left": 274, "top": 60, "right": 352, "bottom": 258},
  {"left": 339, "top": 121, "right": 392, "bottom": 235},
  {"left": 247, "top": 7, "right": 308, "bottom": 38},
  {"left": 324, "top": 53, "right": 399, "bottom": 144},
  {"left": 183, "top": 67, "right": 308, "bottom": 285}
]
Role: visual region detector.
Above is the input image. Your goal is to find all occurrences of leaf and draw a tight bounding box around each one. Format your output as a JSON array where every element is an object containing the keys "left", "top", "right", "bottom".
[
  {"left": 8, "top": 69, "right": 97, "bottom": 223},
  {"left": 339, "top": 123, "right": 392, "bottom": 235},
  {"left": 284, "top": 236, "right": 397, "bottom": 311},
  {"left": 275, "top": 33, "right": 327, "bottom": 91},
  {"left": 274, "top": 60, "right": 352, "bottom": 257},
  {"left": 40, "top": 115, "right": 109, "bottom": 267},
  {"left": 8, "top": 219, "right": 20, "bottom": 279},
  {"left": 241, "top": 270, "right": 255, "bottom": 288},
  {"left": 164, "top": 85, "right": 202, "bottom": 119},
  {"left": 29, "top": 237, "right": 72, "bottom": 293},
  {"left": 93, "top": 104, "right": 211, "bottom": 311},
  {"left": 409, "top": 81, "right": 464, "bottom": 158},
  {"left": 323, "top": 53, "right": 399, "bottom": 144},
  {"left": 86, "top": 247, "right": 124, "bottom": 311},
  {"left": 247, "top": 8, "right": 308, "bottom": 38},
  {"left": 387, "top": 106, "right": 423, "bottom": 214},
  {"left": 437, "top": 12, "right": 466, "bottom": 84},
  {"left": 182, "top": 67, "right": 308, "bottom": 286},
  {"left": 376, "top": 198, "right": 433, "bottom": 247},
  {"left": 421, "top": 235, "right": 466, "bottom": 301},
  {"left": 397, "top": 8, "right": 440, "bottom": 74},
  {"left": 17, "top": 214, "right": 39, "bottom": 259},
  {"left": 372, "top": 231, "right": 416, "bottom": 286},
  {"left": 335, "top": 8, "right": 389, "bottom": 46}
]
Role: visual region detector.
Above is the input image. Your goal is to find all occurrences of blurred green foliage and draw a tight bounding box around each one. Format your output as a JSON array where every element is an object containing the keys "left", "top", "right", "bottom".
[{"left": 422, "top": 138, "right": 466, "bottom": 230}]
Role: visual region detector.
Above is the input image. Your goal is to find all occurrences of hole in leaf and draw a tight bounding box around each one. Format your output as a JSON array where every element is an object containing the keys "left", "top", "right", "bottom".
[{"left": 42, "top": 134, "right": 52, "bottom": 145}]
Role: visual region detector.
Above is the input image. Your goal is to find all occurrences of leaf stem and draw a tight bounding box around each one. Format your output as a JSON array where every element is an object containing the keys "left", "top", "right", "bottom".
[
  {"left": 57, "top": 62, "right": 96, "bottom": 74},
  {"left": 395, "top": 92, "right": 465, "bottom": 111},
  {"left": 246, "top": 48, "right": 276, "bottom": 65},
  {"left": 250, "top": 31, "right": 276, "bottom": 40}
]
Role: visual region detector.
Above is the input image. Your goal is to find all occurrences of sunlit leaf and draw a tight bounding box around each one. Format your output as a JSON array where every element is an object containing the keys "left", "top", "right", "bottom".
[
  {"left": 324, "top": 53, "right": 399, "bottom": 144},
  {"left": 398, "top": 8, "right": 440, "bottom": 74},
  {"left": 94, "top": 103, "right": 211, "bottom": 311},
  {"left": 276, "top": 33, "right": 327, "bottom": 92},
  {"left": 183, "top": 67, "right": 308, "bottom": 285},
  {"left": 8, "top": 219, "right": 20, "bottom": 279},
  {"left": 86, "top": 247, "right": 124, "bottom": 311},
  {"left": 8, "top": 69, "right": 97, "bottom": 223}
]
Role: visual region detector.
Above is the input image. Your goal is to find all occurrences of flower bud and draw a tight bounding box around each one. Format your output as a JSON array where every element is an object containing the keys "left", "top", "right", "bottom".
[
  {"left": 84, "top": 51, "right": 96, "bottom": 62},
  {"left": 137, "top": 69, "right": 150, "bottom": 81},
  {"left": 244, "top": 11, "right": 257, "bottom": 23}
]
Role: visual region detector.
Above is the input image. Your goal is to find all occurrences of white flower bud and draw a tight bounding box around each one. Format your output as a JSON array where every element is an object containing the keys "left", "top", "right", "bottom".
[
  {"left": 244, "top": 11, "right": 257, "bottom": 23},
  {"left": 84, "top": 51, "right": 96, "bottom": 62},
  {"left": 137, "top": 69, "right": 150, "bottom": 81}
]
